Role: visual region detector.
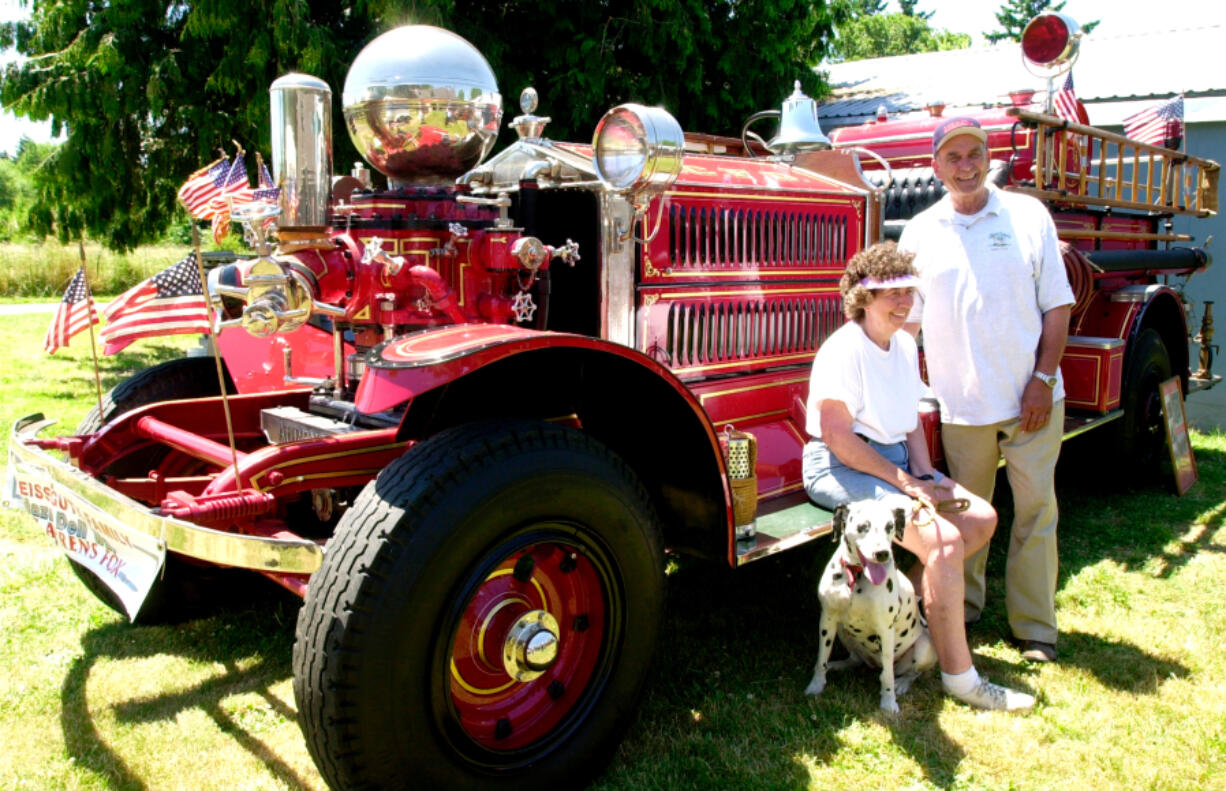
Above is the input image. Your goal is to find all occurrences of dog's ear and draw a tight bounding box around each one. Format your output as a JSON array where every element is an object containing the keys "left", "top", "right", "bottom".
[
  {"left": 832, "top": 504, "right": 848, "bottom": 540},
  {"left": 892, "top": 507, "right": 908, "bottom": 540}
]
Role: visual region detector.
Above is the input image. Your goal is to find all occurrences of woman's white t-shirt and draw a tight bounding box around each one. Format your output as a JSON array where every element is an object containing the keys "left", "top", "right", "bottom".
[{"left": 805, "top": 320, "right": 922, "bottom": 444}]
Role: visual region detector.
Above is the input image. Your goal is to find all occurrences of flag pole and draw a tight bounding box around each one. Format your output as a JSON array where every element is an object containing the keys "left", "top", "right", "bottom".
[
  {"left": 78, "top": 241, "right": 106, "bottom": 421},
  {"left": 189, "top": 222, "right": 243, "bottom": 488}
]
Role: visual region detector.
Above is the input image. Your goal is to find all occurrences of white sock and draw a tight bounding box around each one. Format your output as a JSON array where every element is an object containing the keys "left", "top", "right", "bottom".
[{"left": 942, "top": 666, "right": 980, "bottom": 696}]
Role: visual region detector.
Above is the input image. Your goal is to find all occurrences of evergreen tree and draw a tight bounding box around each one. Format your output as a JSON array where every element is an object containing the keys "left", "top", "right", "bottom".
[
  {"left": 1, "top": 0, "right": 840, "bottom": 250},
  {"left": 898, "top": 0, "right": 933, "bottom": 20},
  {"left": 984, "top": 0, "right": 1098, "bottom": 44},
  {"left": 830, "top": 2, "right": 969, "bottom": 63}
]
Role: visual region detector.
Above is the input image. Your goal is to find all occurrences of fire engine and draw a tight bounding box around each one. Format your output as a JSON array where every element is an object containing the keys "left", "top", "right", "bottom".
[{"left": 5, "top": 14, "right": 1218, "bottom": 790}]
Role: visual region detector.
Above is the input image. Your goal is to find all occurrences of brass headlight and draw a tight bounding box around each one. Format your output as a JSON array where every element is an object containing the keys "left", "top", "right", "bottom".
[{"left": 592, "top": 104, "right": 683, "bottom": 195}]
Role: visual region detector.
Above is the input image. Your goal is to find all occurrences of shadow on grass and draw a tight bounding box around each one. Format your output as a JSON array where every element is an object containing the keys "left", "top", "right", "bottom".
[
  {"left": 49, "top": 431, "right": 1222, "bottom": 791},
  {"left": 598, "top": 550, "right": 973, "bottom": 790},
  {"left": 58, "top": 592, "right": 306, "bottom": 791},
  {"left": 970, "top": 433, "right": 1226, "bottom": 641},
  {"left": 604, "top": 492, "right": 1206, "bottom": 791}
]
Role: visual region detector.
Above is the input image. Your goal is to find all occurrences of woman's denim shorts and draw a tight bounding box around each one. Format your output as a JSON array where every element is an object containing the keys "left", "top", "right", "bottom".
[{"left": 802, "top": 436, "right": 909, "bottom": 510}]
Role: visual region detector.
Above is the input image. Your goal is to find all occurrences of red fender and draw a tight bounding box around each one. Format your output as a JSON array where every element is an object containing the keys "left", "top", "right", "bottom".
[{"left": 356, "top": 323, "right": 738, "bottom": 549}]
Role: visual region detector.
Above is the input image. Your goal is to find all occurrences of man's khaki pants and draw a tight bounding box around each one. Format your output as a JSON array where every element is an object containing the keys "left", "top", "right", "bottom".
[{"left": 941, "top": 400, "right": 1063, "bottom": 644}]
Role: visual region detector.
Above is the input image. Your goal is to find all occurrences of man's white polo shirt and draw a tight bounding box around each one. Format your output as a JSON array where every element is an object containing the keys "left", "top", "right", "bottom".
[{"left": 899, "top": 185, "right": 1075, "bottom": 426}]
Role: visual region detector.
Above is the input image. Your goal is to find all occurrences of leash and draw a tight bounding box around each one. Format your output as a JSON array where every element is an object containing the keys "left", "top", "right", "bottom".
[{"left": 911, "top": 496, "right": 971, "bottom": 527}]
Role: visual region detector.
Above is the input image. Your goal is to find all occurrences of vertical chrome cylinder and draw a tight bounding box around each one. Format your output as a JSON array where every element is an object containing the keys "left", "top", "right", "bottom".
[{"left": 271, "top": 73, "right": 333, "bottom": 229}]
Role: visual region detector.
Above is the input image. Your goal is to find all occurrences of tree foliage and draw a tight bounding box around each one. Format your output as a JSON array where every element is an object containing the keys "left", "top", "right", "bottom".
[
  {"left": 0, "top": 140, "right": 56, "bottom": 241},
  {"left": 829, "top": 2, "right": 970, "bottom": 62},
  {"left": 1, "top": 0, "right": 841, "bottom": 249},
  {"left": 984, "top": 0, "right": 1098, "bottom": 44},
  {"left": 897, "top": 0, "right": 932, "bottom": 20}
]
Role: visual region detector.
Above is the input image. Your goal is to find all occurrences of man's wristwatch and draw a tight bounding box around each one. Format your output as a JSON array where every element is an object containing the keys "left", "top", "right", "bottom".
[{"left": 1033, "top": 370, "right": 1058, "bottom": 389}]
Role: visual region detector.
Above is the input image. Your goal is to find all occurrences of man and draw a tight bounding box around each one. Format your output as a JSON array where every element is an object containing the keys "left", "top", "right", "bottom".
[{"left": 899, "top": 117, "right": 1074, "bottom": 663}]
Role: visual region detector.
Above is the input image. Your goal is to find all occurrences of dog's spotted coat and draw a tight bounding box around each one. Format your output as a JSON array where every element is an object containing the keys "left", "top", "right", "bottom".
[{"left": 805, "top": 498, "right": 937, "bottom": 713}]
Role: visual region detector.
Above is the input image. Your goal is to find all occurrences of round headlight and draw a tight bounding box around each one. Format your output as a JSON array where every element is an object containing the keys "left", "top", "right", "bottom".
[{"left": 593, "top": 104, "right": 683, "bottom": 195}]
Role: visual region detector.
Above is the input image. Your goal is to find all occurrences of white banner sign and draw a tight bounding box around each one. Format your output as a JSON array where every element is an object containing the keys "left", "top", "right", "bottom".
[{"left": 7, "top": 465, "right": 166, "bottom": 621}]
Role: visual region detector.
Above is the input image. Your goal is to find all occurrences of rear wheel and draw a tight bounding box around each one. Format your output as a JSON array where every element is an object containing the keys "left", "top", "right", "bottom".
[
  {"left": 293, "top": 419, "right": 665, "bottom": 790},
  {"left": 71, "top": 356, "right": 247, "bottom": 624},
  {"left": 1115, "top": 328, "right": 1173, "bottom": 476}
]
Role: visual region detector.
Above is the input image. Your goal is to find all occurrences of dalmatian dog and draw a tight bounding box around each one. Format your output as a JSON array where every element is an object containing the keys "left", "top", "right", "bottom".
[{"left": 805, "top": 497, "right": 938, "bottom": 714}]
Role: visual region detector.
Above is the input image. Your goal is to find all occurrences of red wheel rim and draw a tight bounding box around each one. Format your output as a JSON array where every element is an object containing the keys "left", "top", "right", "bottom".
[{"left": 447, "top": 534, "right": 610, "bottom": 750}]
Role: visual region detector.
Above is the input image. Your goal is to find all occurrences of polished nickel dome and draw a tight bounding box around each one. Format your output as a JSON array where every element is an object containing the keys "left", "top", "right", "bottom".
[{"left": 342, "top": 26, "right": 502, "bottom": 184}]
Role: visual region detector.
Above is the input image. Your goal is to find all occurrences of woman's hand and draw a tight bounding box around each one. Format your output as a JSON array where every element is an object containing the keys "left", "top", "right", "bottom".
[{"left": 903, "top": 476, "right": 953, "bottom": 506}]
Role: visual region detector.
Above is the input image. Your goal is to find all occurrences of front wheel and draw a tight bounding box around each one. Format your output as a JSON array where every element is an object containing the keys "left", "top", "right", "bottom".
[{"left": 293, "top": 420, "right": 665, "bottom": 790}]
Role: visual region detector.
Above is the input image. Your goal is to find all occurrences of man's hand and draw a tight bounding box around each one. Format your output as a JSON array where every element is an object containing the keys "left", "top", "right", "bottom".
[{"left": 1019, "top": 377, "right": 1054, "bottom": 432}]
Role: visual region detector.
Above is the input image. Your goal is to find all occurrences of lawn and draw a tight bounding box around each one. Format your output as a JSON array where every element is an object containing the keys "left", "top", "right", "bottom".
[{"left": 1, "top": 309, "right": 1224, "bottom": 791}]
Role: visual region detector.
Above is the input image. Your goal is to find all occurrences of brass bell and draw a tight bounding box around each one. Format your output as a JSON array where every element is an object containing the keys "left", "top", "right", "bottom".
[{"left": 767, "top": 80, "right": 832, "bottom": 154}]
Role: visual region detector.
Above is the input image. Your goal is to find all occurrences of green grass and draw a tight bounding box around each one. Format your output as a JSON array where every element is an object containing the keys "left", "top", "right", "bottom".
[{"left": 2, "top": 309, "right": 1225, "bottom": 790}]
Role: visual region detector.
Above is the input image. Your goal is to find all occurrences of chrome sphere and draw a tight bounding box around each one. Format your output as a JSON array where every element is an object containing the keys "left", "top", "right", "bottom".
[{"left": 342, "top": 25, "right": 502, "bottom": 183}]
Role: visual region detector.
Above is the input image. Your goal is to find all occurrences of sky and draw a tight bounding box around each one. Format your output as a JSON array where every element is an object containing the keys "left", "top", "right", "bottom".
[{"left": 4, "top": 0, "right": 1226, "bottom": 156}]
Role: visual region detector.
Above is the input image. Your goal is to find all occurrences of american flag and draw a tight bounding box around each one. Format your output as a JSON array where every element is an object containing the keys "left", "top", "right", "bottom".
[
  {"left": 100, "top": 253, "right": 211, "bottom": 355},
  {"left": 230, "top": 184, "right": 281, "bottom": 210},
  {"left": 1053, "top": 72, "right": 1082, "bottom": 124},
  {"left": 1123, "top": 95, "right": 1184, "bottom": 148},
  {"left": 177, "top": 157, "right": 231, "bottom": 219},
  {"left": 208, "top": 154, "right": 254, "bottom": 244},
  {"left": 257, "top": 157, "right": 275, "bottom": 189},
  {"left": 44, "top": 267, "right": 98, "bottom": 354},
  {"left": 219, "top": 156, "right": 281, "bottom": 241},
  {"left": 251, "top": 156, "right": 281, "bottom": 205}
]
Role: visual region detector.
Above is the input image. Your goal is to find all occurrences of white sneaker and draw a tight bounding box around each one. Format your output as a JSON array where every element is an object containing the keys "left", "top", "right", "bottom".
[{"left": 947, "top": 677, "right": 1035, "bottom": 712}]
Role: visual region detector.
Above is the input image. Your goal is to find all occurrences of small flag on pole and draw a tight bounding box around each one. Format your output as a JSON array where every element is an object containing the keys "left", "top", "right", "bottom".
[
  {"left": 100, "top": 253, "right": 210, "bottom": 355},
  {"left": 209, "top": 153, "right": 254, "bottom": 244},
  {"left": 1123, "top": 95, "right": 1184, "bottom": 147},
  {"left": 44, "top": 267, "right": 99, "bottom": 354},
  {"left": 250, "top": 154, "right": 282, "bottom": 209},
  {"left": 1053, "top": 71, "right": 1084, "bottom": 124},
  {"left": 177, "top": 157, "right": 232, "bottom": 219},
  {"left": 257, "top": 156, "right": 276, "bottom": 189}
]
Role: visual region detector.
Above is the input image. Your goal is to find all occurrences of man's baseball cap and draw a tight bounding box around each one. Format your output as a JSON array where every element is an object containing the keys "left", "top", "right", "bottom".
[{"left": 932, "top": 116, "right": 987, "bottom": 155}]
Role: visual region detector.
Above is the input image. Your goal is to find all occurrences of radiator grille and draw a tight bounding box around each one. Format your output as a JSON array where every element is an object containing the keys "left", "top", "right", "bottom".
[
  {"left": 660, "top": 294, "right": 843, "bottom": 371},
  {"left": 666, "top": 204, "right": 849, "bottom": 271}
]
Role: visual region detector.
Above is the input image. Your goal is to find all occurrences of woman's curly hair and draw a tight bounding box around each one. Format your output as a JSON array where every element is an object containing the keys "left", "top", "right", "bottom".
[{"left": 839, "top": 241, "right": 918, "bottom": 321}]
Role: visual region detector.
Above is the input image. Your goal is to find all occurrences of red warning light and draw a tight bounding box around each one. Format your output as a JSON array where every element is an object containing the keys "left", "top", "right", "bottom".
[{"left": 1022, "top": 14, "right": 1075, "bottom": 67}]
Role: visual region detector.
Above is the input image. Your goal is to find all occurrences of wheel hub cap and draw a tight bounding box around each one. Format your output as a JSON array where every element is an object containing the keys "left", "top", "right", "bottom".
[{"left": 503, "top": 610, "right": 560, "bottom": 681}]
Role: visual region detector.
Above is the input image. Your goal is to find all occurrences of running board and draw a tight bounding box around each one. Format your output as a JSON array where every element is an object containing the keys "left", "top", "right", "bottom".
[
  {"left": 736, "top": 492, "right": 834, "bottom": 566},
  {"left": 1189, "top": 374, "right": 1221, "bottom": 394},
  {"left": 1063, "top": 408, "right": 1123, "bottom": 440},
  {"left": 734, "top": 409, "right": 1125, "bottom": 566}
]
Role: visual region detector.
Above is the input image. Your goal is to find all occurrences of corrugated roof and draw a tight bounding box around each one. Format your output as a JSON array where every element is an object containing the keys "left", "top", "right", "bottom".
[{"left": 819, "top": 26, "right": 1226, "bottom": 125}]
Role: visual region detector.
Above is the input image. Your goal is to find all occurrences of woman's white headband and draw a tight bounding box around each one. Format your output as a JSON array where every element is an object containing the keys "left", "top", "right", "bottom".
[{"left": 860, "top": 274, "right": 921, "bottom": 290}]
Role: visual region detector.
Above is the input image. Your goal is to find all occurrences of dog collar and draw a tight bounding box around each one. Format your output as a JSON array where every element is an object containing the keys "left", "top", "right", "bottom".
[{"left": 840, "top": 557, "right": 863, "bottom": 591}]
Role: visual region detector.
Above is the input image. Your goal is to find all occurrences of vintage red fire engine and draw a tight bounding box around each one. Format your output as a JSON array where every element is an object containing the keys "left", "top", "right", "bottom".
[{"left": 6, "top": 14, "right": 1218, "bottom": 790}]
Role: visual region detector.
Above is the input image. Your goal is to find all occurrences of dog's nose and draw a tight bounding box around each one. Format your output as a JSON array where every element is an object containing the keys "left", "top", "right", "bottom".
[{"left": 873, "top": 550, "right": 890, "bottom": 563}]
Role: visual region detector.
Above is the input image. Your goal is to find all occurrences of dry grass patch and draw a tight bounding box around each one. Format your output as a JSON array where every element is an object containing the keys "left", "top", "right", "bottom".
[{"left": 0, "top": 242, "right": 190, "bottom": 298}]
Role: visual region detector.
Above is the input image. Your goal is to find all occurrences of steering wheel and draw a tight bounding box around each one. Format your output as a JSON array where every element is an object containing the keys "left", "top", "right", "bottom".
[
  {"left": 740, "top": 110, "right": 780, "bottom": 159},
  {"left": 844, "top": 146, "right": 895, "bottom": 193}
]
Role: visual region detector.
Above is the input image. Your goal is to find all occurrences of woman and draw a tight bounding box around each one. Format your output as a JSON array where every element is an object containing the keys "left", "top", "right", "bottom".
[{"left": 803, "top": 241, "right": 1034, "bottom": 712}]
